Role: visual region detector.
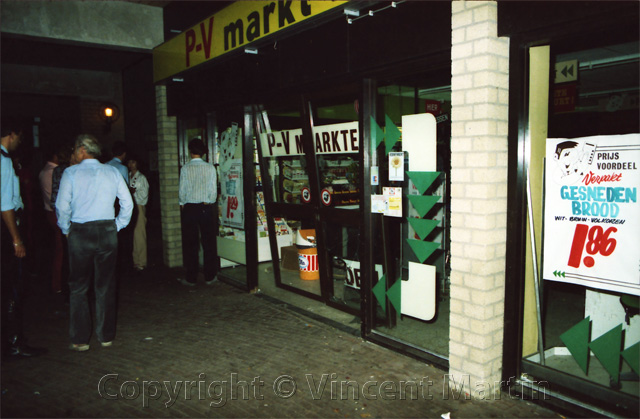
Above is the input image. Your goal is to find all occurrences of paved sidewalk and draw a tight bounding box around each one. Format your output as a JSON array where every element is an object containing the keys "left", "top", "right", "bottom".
[{"left": 1, "top": 265, "right": 560, "bottom": 418}]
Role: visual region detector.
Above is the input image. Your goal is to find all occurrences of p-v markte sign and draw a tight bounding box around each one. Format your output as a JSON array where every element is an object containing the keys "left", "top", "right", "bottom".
[
  {"left": 153, "top": 1, "right": 347, "bottom": 82},
  {"left": 555, "top": 60, "right": 578, "bottom": 84}
]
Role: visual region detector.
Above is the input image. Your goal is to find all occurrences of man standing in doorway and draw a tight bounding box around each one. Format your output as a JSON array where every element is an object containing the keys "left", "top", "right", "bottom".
[
  {"left": 107, "top": 141, "right": 132, "bottom": 273},
  {"left": 56, "top": 134, "right": 133, "bottom": 351},
  {"left": 1, "top": 122, "right": 47, "bottom": 358},
  {"left": 178, "top": 138, "right": 218, "bottom": 287},
  {"left": 107, "top": 141, "right": 128, "bottom": 184}
]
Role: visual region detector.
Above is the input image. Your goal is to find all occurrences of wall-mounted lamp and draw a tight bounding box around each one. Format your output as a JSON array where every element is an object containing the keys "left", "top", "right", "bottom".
[{"left": 100, "top": 104, "right": 120, "bottom": 133}]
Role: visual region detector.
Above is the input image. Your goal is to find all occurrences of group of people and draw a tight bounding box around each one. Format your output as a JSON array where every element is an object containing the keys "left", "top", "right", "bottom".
[
  {"left": 39, "top": 140, "right": 150, "bottom": 294},
  {"left": 2, "top": 124, "right": 149, "bottom": 356},
  {"left": 2, "top": 123, "right": 218, "bottom": 355}
]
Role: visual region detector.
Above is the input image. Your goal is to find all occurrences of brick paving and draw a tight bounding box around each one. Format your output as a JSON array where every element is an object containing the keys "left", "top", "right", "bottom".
[{"left": 1, "top": 265, "right": 561, "bottom": 418}]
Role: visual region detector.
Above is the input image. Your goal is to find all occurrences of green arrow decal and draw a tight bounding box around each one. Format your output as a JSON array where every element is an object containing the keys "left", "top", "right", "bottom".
[
  {"left": 407, "top": 218, "right": 439, "bottom": 241},
  {"left": 406, "top": 171, "right": 440, "bottom": 195},
  {"left": 407, "top": 239, "right": 440, "bottom": 263},
  {"left": 560, "top": 317, "right": 591, "bottom": 375},
  {"left": 372, "top": 274, "right": 387, "bottom": 314},
  {"left": 407, "top": 195, "right": 440, "bottom": 218},
  {"left": 622, "top": 341, "right": 639, "bottom": 375},
  {"left": 387, "top": 278, "right": 401, "bottom": 313},
  {"left": 589, "top": 324, "right": 623, "bottom": 382},
  {"left": 384, "top": 115, "right": 401, "bottom": 155}
]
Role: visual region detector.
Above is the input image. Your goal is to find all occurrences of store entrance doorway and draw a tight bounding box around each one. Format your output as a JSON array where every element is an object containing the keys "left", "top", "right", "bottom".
[{"left": 255, "top": 84, "right": 363, "bottom": 318}]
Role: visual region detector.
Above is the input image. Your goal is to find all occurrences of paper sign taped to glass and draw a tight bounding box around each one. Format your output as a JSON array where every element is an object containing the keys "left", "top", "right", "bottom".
[
  {"left": 383, "top": 187, "right": 402, "bottom": 217},
  {"left": 220, "top": 159, "right": 244, "bottom": 229},
  {"left": 542, "top": 134, "right": 640, "bottom": 296}
]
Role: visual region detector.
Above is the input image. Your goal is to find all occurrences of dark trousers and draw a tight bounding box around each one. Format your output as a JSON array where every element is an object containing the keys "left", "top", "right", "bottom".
[
  {"left": 67, "top": 220, "right": 118, "bottom": 344},
  {"left": 182, "top": 203, "right": 217, "bottom": 283},
  {"left": 1, "top": 215, "right": 24, "bottom": 348},
  {"left": 116, "top": 204, "right": 136, "bottom": 274},
  {"left": 45, "top": 210, "right": 65, "bottom": 292}
]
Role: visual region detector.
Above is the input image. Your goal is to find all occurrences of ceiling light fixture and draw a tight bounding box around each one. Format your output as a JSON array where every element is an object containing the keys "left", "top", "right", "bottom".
[{"left": 346, "top": 1, "right": 405, "bottom": 24}]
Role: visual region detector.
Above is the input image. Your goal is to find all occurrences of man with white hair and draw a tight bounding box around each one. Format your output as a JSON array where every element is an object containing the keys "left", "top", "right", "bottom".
[{"left": 56, "top": 134, "right": 133, "bottom": 351}]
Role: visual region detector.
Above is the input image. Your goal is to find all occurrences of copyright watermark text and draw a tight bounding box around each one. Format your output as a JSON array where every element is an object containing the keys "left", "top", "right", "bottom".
[{"left": 98, "top": 373, "right": 548, "bottom": 408}]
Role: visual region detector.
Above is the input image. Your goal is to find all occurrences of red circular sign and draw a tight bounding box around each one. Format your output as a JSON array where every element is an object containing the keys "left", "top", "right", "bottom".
[
  {"left": 301, "top": 187, "right": 311, "bottom": 203},
  {"left": 321, "top": 189, "right": 332, "bottom": 206}
]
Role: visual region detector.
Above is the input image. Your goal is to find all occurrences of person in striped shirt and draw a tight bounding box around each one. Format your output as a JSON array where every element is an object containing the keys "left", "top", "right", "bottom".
[{"left": 178, "top": 138, "right": 218, "bottom": 287}]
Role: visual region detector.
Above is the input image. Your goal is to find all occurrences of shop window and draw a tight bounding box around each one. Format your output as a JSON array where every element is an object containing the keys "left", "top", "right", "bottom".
[{"left": 524, "top": 41, "right": 639, "bottom": 399}]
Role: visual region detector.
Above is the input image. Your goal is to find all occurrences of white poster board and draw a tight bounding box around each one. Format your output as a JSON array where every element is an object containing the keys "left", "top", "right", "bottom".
[
  {"left": 402, "top": 113, "right": 436, "bottom": 172},
  {"left": 543, "top": 134, "right": 640, "bottom": 296}
]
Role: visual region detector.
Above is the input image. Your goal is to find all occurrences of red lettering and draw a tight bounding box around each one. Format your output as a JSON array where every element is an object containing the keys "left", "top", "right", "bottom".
[
  {"left": 582, "top": 171, "right": 623, "bottom": 185},
  {"left": 185, "top": 29, "right": 196, "bottom": 67},
  {"left": 200, "top": 17, "right": 214, "bottom": 59},
  {"left": 227, "top": 196, "right": 239, "bottom": 218}
]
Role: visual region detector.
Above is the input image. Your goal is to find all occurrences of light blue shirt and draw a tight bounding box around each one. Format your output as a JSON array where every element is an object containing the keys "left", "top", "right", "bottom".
[
  {"left": 1, "top": 144, "right": 23, "bottom": 212},
  {"left": 55, "top": 158, "right": 133, "bottom": 235},
  {"left": 107, "top": 157, "right": 129, "bottom": 184},
  {"left": 179, "top": 158, "right": 217, "bottom": 206}
]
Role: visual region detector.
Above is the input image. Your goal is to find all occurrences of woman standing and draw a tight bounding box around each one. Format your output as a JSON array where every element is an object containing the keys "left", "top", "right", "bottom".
[{"left": 127, "top": 156, "right": 149, "bottom": 272}]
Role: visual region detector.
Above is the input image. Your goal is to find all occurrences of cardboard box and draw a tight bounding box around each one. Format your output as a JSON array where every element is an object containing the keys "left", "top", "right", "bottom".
[{"left": 280, "top": 245, "right": 299, "bottom": 271}]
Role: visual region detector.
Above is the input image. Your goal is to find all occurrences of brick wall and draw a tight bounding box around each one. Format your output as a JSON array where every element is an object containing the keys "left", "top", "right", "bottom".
[
  {"left": 155, "top": 85, "right": 182, "bottom": 267},
  {"left": 449, "top": 0, "right": 510, "bottom": 397}
]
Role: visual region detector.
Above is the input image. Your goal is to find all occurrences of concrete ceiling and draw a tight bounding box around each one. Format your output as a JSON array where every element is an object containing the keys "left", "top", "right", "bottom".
[
  {"left": 1, "top": 0, "right": 171, "bottom": 74},
  {"left": 1, "top": 33, "right": 154, "bottom": 73},
  {"left": 125, "top": 0, "right": 171, "bottom": 7}
]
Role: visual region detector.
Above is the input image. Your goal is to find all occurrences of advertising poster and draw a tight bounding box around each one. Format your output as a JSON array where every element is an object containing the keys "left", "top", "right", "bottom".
[
  {"left": 220, "top": 159, "right": 244, "bottom": 229},
  {"left": 383, "top": 187, "right": 403, "bottom": 217},
  {"left": 388, "top": 152, "right": 405, "bottom": 181},
  {"left": 543, "top": 134, "right": 640, "bottom": 296}
]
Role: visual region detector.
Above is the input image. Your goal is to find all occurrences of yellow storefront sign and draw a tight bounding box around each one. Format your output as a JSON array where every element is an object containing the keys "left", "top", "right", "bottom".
[{"left": 153, "top": 1, "right": 347, "bottom": 82}]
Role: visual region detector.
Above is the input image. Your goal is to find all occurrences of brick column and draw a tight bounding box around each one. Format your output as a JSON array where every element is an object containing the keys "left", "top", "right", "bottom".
[
  {"left": 449, "top": 1, "right": 509, "bottom": 397},
  {"left": 155, "top": 84, "right": 183, "bottom": 267}
]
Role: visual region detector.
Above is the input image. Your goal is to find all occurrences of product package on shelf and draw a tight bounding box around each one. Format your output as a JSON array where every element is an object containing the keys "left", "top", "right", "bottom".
[
  {"left": 282, "top": 165, "right": 307, "bottom": 180},
  {"left": 219, "top": 226, "right": 246, "bottom": 241}
]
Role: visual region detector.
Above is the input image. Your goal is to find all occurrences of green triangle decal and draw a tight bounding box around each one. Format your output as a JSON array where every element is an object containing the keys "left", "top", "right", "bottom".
[
  {"left": 387, "top": 278, "right": 401, "bottom": 313},
  {"left": 589, "top": 324, "right": 623, "bottom": 382},
  {"left": 407, "top": 195, "right": 440, "bottom": 218},
  {"left": 559, "top": 317, "right": 591, "bottom": 375},
  {"left": 384, "top": 115, "right": 401, "bottom": 155},
  {"left": 370, "top": 116, "right": 385, "bottom": 149},
  {"left": 372, "top": 274, "right": 387, "bottom": 314},
  {"left": 406, "top": 239, "right": 440, "bottom": 263},
  {"left": 407, "top": 218, "right": 439, "bottom": 241},
  {"left": 407, "top": 171, "right": 441, "bottom": 195},
  {"left": 622, "top": 341, "right": 639, "bottom": 375}
]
